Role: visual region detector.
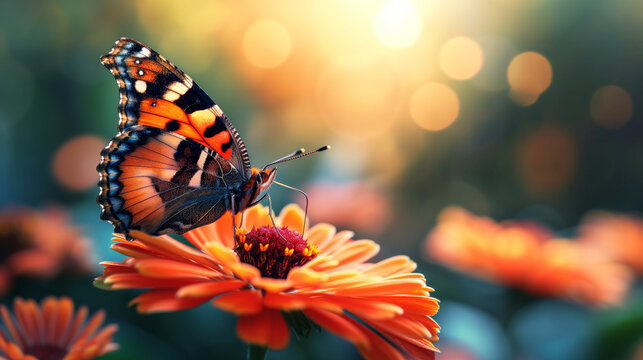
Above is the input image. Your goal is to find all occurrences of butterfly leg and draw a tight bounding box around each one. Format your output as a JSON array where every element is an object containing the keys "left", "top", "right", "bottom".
[
  {"left": 231, "top": 194, "right": 238, "bottom": 248},
  {"left": 266, "top": 194, "right": 291, "bottom": 242}
]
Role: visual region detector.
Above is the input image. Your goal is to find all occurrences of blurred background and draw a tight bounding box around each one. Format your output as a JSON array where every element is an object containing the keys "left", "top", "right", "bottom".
[{"left": 0, "top": 0, "right": 642, "bottom": 359}]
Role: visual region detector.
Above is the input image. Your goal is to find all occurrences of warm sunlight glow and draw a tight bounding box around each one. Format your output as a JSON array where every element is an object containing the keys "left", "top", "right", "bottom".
[
  {"left": 410, "top": 83, "right": 460, "bottom": 131},
  {"left": 507, "top": 51, "right": 552, "bottom": 105},
  {"left": 590, "top": 85, "right": 633, "bottom": 129},
  {"left": 439, "top": 37, "right": 484, "bottom": 80},
  {"left": 315, "top": 56, "right": 400, "bottom": 139},
  {"left": 243, "top": 20, "right": 292, "bottom": 69},
  {"left": 373, "top": 0, "right": 422, "bottom": 49}
]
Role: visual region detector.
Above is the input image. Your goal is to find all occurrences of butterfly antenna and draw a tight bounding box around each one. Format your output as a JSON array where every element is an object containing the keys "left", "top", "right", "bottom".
[
  {"left": 273, "top": 181, "right": 309, "bottom": 236},
  {"left": 262, "top": 146, "right": 331, "bottom": 171}
]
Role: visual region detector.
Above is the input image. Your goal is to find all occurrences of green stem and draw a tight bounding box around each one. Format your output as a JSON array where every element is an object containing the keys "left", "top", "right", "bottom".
[{"left": 248, "top": 344, "right": 268, "bottom": 360}]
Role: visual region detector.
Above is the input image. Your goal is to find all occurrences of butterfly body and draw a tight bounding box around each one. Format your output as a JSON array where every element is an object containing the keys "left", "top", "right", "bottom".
[{"left": 97, "top": 38, "right": 275, "bottom": 235}]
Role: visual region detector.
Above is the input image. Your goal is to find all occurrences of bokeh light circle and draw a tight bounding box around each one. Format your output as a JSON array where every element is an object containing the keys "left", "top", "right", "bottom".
[
  {"left": 409, "top": 83, "right": 460, "bottom": 131},
  {"left": 439, "top": 37, "right": 484, "bottom": 80},
  {"left": 589, "top": 85, "right": 633, "bottom": 129},
  {"left": 52, "top": 135, "right": 106, "bottom": 191},
  {"left": 242, "top": 20, "right": 292, "bottom": 69},
  {"left": 507, "top": 52, "right": 552, "bottom": 105},
  {"left": 373, "top": 0, "right": 422, "bottom": 49}
]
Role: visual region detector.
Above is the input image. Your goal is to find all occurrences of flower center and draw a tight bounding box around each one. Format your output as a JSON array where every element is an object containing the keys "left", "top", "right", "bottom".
[
  {"left": 25, "top": 345, "right": 67, "bottom": 360},
  {"left": 235, "top": 226, "right": 319, "bottom": 279}
]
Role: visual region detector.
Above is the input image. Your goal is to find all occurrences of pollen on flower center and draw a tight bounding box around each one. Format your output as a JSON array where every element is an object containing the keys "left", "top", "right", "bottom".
[{"left": 235, "top": 226, "right": 319, "bottom": 279}]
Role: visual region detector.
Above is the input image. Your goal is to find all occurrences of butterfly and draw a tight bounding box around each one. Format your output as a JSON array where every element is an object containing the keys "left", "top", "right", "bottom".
[{"left": 97, "top": 38, "right": 317, "bottom": 236}]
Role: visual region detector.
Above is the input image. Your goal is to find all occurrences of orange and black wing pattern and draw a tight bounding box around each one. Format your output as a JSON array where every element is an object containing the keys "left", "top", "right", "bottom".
[
  {"left": 97, "top": 126, "right": 245, "bottom": 235},
  {"left": 100, "top": 38, "right": 250, "bottom": 176}
]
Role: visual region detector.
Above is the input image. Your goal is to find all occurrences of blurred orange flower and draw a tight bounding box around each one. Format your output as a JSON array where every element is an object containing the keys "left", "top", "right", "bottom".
[
  {"left": 303, "top": 181, "right": 392, "bottom": 234},
  {"left": 425, "top": 206, "right": 633, "bottom": 306},
  {"left": 579, "top": 212, "right": 643, "bottom": 274},
  {"left": 0, "top": 207, "right": 94, "bottom": 297},
  {"left": 97, "top": 204, "right": 439, "bottom": 359},
  {"left": 0, "top": 296, "right": 118, "bottom": 360}
]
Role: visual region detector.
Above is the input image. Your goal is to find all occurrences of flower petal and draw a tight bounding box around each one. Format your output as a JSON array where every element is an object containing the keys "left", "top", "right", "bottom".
[
  {"left": 212, "top": 289, "right": 263, "bottom": 315},
  {"left": 135, "top": 258, "right": 223, "bottom": 279},
  {"left": 319, "top": 230, "right": 354, "bottom": 255},
  {"left": 277, "top": 204, "right": 305, "bottom": 232},
  {"left": 332, "top": 279, "right": 426, "bottom": 297},
  {"left": 130, "top": 290, "right": 209, "bottom": 313},
  {"left": 331, "top": 240, "right": 380, "bottom": 267},
  {"left": 362, "top": 256, "right": 417, "bottom": 277},
  {"left": 250, "top": 277, "right": 291, "bottom": 293},
  {"left": 303, "top": 308, "right": 369, "bottom": 348},
  {"left": 104, "top": 273, "right": 203, "bottom": 289},
  {"left": 176, "top": 280, "right": 246, "bottom": 299},
  {"left": 286, "top": 267, "right": 326, "bottom": 287},
  {"left": 305, "top": 224, "right": 336, "bottom": 247},
  {"left": 241, "top": 205, "right": 271, "bottom": 230},
  {"left": 236, "top": 309, "right": 289, "bottom": 350},
  {"left": 319, "top": 296, "right": 403, "bottom": 320}
]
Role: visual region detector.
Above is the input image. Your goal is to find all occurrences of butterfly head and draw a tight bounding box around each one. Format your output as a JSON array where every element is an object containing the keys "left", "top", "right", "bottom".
[{"left": 255, "top": 167, "right": 277, "bottom": 194}]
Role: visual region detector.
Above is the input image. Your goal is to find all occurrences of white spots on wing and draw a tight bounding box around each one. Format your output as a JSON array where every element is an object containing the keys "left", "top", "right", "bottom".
[
  {"left": 189, "top": 170, "right": 204, "bottom": 187},
  {"left": 196, "top": 151, "right": 208, "bottom": 169},
  {"left": 138, "top": 69, "right": 145, "bottom": 76},
  {"left": 163, "top": 90, "right": 180, "bottom": 101},
  {"left": 213, "top": 104, "right": 224, "bottom": 116},
  {"left": 135, "top": 80, "right": 147, "bottom": 93},
  {"left": 140, "top": 47, "right": 152, "bottom": 57},
  {"left": 168, "top": 81, "right": 189, "bottom": 95}
]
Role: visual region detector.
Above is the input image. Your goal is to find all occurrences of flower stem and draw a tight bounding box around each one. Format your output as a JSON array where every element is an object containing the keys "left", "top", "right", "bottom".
[{"left": 248, "top": 344, "right": 268, "bottom": 360}]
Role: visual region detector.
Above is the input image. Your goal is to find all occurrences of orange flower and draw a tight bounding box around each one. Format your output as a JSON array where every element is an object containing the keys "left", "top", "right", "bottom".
[
  {"left": 0, "top": 296, "right": 118, "bottom": 360},
  {"left": 578, "top": 212, "right": 643, "bottom": 274},
  {"left": 0, "top": 207, "right": 94, "bottom": 296},
  {"left": 97, "top": 204, "right": 439, "bottom": 359},
  {"left": 425, "top": 206, "right": 633, "bottom": 306}
]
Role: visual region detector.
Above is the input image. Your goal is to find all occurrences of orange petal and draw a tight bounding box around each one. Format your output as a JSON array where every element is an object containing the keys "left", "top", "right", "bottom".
[
  {"left": 59, "top": 306, "right": 87, "bottom": 348},
  {"left": 130, "top": 290, "right": 210, "bottom": 313},
  {"left": 176, "top": 280, "right": 246, "bottom": 298},
  {"left": 362, "top": 256, "right": 417, "bottom": 277},
  {"left": 250, "top": 277, "right": 291, "bottom": 293},
  {"left": 320, "top": 230, "right": 354, "bottom": 255},
  {"left": 228, "top": 262, "right": 261, "bottom": 281},
  {"left": 203, "top": 242, "right": 240, "bottom": 269},
  {"left": 277, "top": 204, "right": 305, "bottom": 232},
  {"left": 210, "top": 211, "right": 241, "bottom": 249},
  {"left": 263, "top": 292, "right": 343, "bottom": 313},
  {"left": 319, "top": 296, "right": 403, "bottom": 320},
  {"left": 286, "top": 267, "right": 326, "bottom": 287},
  {"left": 368, "top": 295, "right": 439, "bottom": 316},
  {"left": 348, "top": 317, "right": 407, "bottom": 360},
  {"left": 369, "top": 317, "right": 431, "bottom": 340},
  {"left": 1, "top": 305, "right": 24, "bottom": 349},
  {"left": 135, "top": 258, "right": 223, "bottom": 279},
  {"left": 129, "top": 231, "right": 219, "bottom": 268},
  {"left": 104, "top": 273, "right": 204, "bottom": 289},
  {"left": 303, "top": 308, "right": 369, "bottom": 348},
  {"left": 302, "top": 255, "right": 339, "bottom": 272},
  {"left": 331, "top": 240, "right": 380, "bottom": 267},
  {"left": 332, "top": 279, "right": 426, "bottom": 297},
  {"left": 241, "top": 205, "right": 271, "bottom": 229},
  {"left": 50, "top": 297, "right": 74, "bottom": 344},
  {"left": 236, "top": 309, "right": 289, "bottom": 350},
  {"left": 305, "top": 224, "right": 336, "bottom": 248},
  {"left": 212, "top": 289, "right": 263, "bottom": 315}
]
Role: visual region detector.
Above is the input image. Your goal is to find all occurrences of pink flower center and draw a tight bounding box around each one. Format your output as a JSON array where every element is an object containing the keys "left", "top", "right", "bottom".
[{"left": 235, "top": 226, "right": 319, "bottom": 279}]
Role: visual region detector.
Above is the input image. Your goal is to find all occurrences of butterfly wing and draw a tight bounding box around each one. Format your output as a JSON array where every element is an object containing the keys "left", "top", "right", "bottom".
[
  {"left": 100, "top": 37, "right": 251, "bottom": 178},
  {"left": 97, "top": 125, "right": 246, "bottom": 235}
]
